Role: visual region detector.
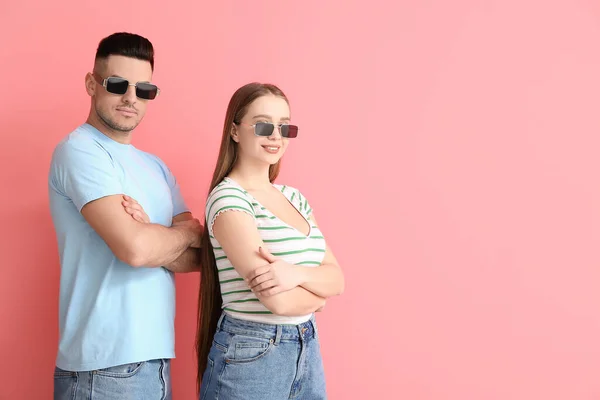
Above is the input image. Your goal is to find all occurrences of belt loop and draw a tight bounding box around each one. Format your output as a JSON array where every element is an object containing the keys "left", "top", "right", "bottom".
[
  {"left": 274, "top": 324, "right": 282, "bottom": 345},
  {"left": 216, "top": 313, "right": 225, "bottom": 330},
  {"left": 310, "top": 317, "right": 318, "bottom": 339}
]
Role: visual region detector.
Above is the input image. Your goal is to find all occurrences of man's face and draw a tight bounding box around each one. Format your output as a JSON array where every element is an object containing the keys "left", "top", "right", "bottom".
[{"left": 89, "top": 55, "right": 154, "bottom": 132}]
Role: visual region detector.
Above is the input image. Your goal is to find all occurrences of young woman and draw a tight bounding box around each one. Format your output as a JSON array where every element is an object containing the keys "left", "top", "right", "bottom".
[{"left": 196, "top": 83, "right": 345, "bottom": 400}]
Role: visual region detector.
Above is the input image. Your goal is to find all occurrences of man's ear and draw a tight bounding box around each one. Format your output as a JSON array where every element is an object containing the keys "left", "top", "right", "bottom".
[{"left": 85, "top": 72, "right": 96, "bottom": 97}]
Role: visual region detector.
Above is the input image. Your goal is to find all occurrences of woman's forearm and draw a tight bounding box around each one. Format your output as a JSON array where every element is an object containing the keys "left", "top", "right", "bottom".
[
  {"left": 257, "top": 287, "right": 326, "bottom": 316},
  {"left": 298, "top": 263, "right": 345, "bottom": 298}
]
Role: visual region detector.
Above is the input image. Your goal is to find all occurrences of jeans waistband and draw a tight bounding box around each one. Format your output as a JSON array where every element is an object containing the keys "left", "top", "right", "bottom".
[{"left": 216, "top": 313, "right": 317, "bottom": 345}]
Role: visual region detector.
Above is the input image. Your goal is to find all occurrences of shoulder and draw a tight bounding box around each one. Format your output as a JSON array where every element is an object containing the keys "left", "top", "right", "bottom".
[
  {"left": 137, "top": 148, "right": 166, "bottom": 167},
  {"left": 274, "top": 183, "right": 305, "bottom": 198},
  {"left": 51, "top": 125, "right": 113, "bottom": 166},
  {"left": 274, "top": 183, "right": 314, "bottom": 218},
  {"left": 48, "top": 126, "right": 124, "bottom": 205},
  {"left": 207, "top": 178, "right": 253, "bottom": 204},
  {"left": 206, "top": 179, "right": 254, "bottom": 217},
  {"left": 206, "top": 178, "right": 256, "bottom": 233},
  {"left": 135, "top": 149, "right": 174, "bottom": 178},
  {"left": 274, "top": 183, "right": 309, "bottom": 203}
]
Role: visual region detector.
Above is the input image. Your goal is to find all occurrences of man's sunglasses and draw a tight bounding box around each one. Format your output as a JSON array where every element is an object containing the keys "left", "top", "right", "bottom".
[
  {"left": 93, "top": 74, "right": 160, "bottom": 100},
  {"left": 237, "top": 122, "right": 299, "bottom": 138}
]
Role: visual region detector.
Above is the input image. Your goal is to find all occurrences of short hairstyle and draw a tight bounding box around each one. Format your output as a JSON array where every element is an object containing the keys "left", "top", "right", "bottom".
[{"left": 95, "top": 32, "right": 154, "bottom": 70}]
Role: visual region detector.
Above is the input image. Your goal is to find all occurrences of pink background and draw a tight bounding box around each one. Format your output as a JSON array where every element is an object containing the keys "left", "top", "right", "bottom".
[{"left": 3, "top": 0, "right": 600, "bottom": 398}]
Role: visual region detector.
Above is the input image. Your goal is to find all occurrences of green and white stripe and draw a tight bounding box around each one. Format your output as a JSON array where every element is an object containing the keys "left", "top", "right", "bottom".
[{"left": 206, "top": 178, "right": 326, "bottom": 324}]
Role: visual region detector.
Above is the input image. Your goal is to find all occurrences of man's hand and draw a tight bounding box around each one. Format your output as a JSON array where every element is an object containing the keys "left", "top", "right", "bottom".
[
  {"left": 172, "top": 218, "right": 203, "bottom": 248},
  {"left": 247, "top": 246, "right": 306, "bottom": 296},
  {"left": 122, "top": 195, "right": 202, "bottom": 248},
  {"left": 122, "top": 195, "right": 150, "bottom": 223}
]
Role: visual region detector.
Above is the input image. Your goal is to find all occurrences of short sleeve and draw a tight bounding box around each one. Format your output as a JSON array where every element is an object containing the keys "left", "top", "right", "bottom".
[
  {"left": 205, "top": 184, "right": 255, "bottom": 236},
  {"left": 168, "top": 174, "right": 189, "bottom": 218},
  {"left": 152, "top": 157, "right": 189, "bottom": 218},
  {"left": 49, "top": 139, "right": 123, "bottom": 212}
]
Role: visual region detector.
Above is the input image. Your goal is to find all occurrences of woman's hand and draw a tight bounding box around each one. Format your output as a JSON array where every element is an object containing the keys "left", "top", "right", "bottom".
[{"left": 247, "top": 247, "right": 306, "bottom": 296}]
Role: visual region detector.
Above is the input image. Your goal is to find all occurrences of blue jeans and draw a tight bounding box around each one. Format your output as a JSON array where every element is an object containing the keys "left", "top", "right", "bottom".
[
  {"left": 199, "top": 313, "right": 327, "bottom": 400},
  {"left": 53, "top": 359, "right": 171, "bottom": 400}
]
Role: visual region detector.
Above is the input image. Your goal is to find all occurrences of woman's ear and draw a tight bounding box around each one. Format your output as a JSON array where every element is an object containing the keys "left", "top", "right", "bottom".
[{"left": 230, "top": 123, "right": 240, "bottom": 143}]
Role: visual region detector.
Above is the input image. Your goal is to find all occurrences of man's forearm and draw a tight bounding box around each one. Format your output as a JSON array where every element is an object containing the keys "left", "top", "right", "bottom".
[
  {"left": 298, "top": 263, "right": 345, "bottom": 298},
  {"left": 128, "top": 224, "right": 194, "bottom": 267},
  {"left": 164, "top": 247, "right": 201, "bottom": 273}
]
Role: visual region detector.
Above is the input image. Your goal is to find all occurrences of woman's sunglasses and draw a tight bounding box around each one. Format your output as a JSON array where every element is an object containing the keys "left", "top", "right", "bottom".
[
  {"left": 237, "top": 122, "right": 299, "bottom": 138},
  {"left": 93, "top": 74, "right": 160, "bottom": 100}
]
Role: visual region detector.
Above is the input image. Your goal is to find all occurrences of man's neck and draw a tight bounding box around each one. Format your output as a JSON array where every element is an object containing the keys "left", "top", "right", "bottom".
[{"left": 85, "top": 114, "right": 133, "bottom": 145}]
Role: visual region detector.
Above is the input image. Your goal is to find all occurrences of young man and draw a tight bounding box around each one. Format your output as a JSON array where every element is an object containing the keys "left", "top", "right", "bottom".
[{"left": 48, "top": 32, "right": 200, "bottom": 400}]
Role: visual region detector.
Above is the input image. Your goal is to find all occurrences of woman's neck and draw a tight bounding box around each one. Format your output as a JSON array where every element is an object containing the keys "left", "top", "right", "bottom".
[{"left": 228, "top": 157, "right": 273, "bottom": 191}]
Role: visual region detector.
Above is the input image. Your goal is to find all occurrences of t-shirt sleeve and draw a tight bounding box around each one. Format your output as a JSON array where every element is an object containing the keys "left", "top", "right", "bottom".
[
  {"left": 205, "top": 185, "right": 255, "bottom": 236},
  {"left": 157, "top": 161, "right": 189, "bottom": 218},
  {"left": 49, "top": 139, "right": 124, "bottom": 212}
]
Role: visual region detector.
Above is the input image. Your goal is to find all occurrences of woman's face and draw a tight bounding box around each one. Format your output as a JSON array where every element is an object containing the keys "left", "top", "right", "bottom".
[{"left": 232, "top": 94, "right": 292, "bottom": 166}]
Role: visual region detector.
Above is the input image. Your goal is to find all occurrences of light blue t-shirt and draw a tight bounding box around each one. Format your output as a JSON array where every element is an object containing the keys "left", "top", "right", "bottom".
[{"left": 48, "top": 123, "right": 189, "bottom": 371}]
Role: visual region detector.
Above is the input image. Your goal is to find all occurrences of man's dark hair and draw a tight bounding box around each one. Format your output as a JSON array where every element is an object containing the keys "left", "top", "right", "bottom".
[{"left": 95, "top": 32, "right": 154, "bottom": 70}]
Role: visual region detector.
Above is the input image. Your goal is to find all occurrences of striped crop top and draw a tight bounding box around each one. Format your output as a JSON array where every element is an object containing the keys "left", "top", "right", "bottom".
[{"left": 205, "top": 177, "right": 326, "bottom": 325}]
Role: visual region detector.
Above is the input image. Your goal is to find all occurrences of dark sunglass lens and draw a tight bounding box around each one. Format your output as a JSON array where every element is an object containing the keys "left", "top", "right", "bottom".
[
  {"left": 105, "top": 77, "right": 129, "bottom": 95},
  {"left": 255, "top": 122, "right": 274, "bottom": 136},
  {"left": 136, "top": 83, "right": 159, "bottom": 100},
  {"left": 282, "top": 124, "right": 298, "bottom": 138}
]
